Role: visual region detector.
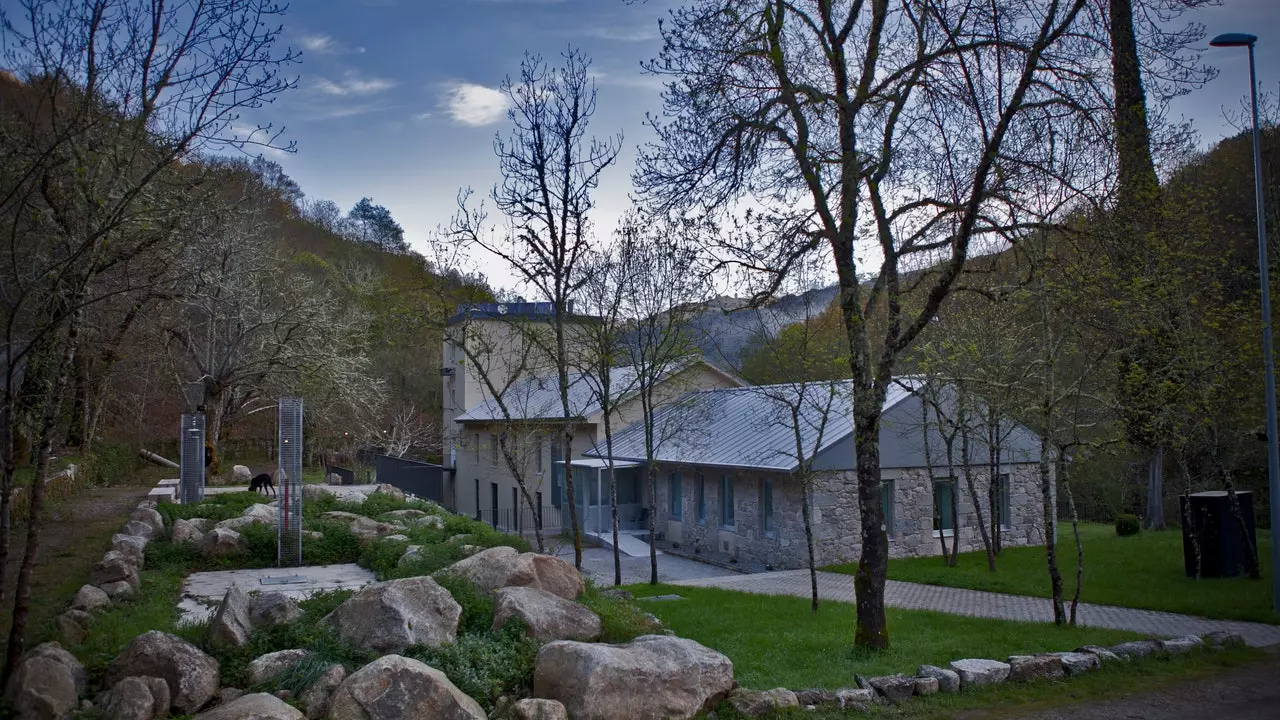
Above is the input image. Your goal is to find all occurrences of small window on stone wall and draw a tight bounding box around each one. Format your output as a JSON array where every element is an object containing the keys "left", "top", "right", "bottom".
[
  {"left": 760, "top": 478, "right": 774, "bottom": 536},
  {"left": 881, "top": 479, "right": 895, "bottom": 536},
  {"left": 721, "top": 475, "right": 735, "bottom": 528}
]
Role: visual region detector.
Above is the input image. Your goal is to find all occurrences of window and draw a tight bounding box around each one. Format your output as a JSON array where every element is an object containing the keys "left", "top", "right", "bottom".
[
  {"left": 490, "top": 482, "right": 499, "bottom": 526},
  {"left": 550, "top": 443, "right": 563, "bottom": 507},
  {"left": 760, "top": 479, "right": 774, "bottom": 535},
  {"left": 473, "top": 433, "right": 480, "bottom": 463},
  {"left": 534, "top": 436, "right": 543, "bottom": 475},
  {"left": 696, "top": 473, "right": 707, "bottom": 524},
  {"left": 721, "top": 476, "right": 736, "bottom": 528},
  {"left": 997, "top": 473, "right": 1012, "bottom": 528},
  {"left": 933, "top": 477, "right": 956, "bottom": 533},
  {"left": 881, "top": 479, "right": 895, "bottom": 536},
  {"left": 668, "top": 471, "right": 683, "bottom": 518},
  {"left": 474, "top": 478, "right": 480, "bottom": 518},
  {"left": 490, "top": 433, "right": 499, "bottom": 465}
]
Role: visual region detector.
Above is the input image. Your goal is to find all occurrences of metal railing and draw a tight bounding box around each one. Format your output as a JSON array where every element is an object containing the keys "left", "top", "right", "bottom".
[{"left": 473, "top": 505, "right": 566, "bottom": 537}]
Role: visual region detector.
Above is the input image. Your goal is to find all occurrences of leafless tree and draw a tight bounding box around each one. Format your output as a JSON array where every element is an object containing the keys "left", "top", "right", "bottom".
[{"left": 448, "top": 48, "right": 622, "bottom": 568}]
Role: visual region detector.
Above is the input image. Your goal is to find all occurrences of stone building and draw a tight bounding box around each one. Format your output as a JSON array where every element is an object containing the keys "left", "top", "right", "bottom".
[{"left": 585, "top": 380, "right": 1048, "bottom": 568}]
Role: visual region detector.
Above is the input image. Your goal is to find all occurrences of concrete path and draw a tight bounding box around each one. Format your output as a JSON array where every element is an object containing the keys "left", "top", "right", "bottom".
[
  {"left": 671, "top": 570, "right": 1280, "bottom": 648},
  {"left": 559, "top": 546, "right": 739, "bottom": 586},
  {"left": 586, "top": 531, "right": 660, "bottom": 558}
]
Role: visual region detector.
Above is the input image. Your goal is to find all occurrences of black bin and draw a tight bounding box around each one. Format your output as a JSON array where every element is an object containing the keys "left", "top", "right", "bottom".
[{"left": 1180, "top": 490, "right": 1257, "bottom": 578}]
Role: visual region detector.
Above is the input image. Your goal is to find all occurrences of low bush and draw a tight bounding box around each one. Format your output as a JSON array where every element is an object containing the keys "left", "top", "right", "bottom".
[
  {"left": 1115, "top": 513, "right": 1141, "bottom": 537},
  {"left": 433, "top": 574, "right": 494, "bottom": 635},
  {"left": 404, "top": 623, "right": 539, "bottom": 712},
  {"left": 157, "top": 492, "right": 265, "bottom": 525},
  {"left": 376, "top": 543, "right": 466, "bottom": 580},
  {"left": 579, "top": 584, "right": 664, "bottom": 643}
]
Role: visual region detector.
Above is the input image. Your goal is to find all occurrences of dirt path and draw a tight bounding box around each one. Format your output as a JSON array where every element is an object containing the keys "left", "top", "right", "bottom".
[{"left": 0, "top": 485, "right": 146, "bottom": 655}]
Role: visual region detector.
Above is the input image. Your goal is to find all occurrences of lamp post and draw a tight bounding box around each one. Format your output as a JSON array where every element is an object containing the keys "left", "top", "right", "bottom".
[{"left": 1210, "top": 32, "right": 1278, "bottom": 610}]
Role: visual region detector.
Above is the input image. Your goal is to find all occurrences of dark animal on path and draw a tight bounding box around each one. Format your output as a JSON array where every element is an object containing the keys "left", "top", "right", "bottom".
[{"left": 249, "top": 472, "right": 276, "bottom": 497}]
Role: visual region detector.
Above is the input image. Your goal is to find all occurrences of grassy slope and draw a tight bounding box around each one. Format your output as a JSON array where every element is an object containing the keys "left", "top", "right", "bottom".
[
  {"left": 827, "top": 523, "right": 1278, "bottom": 624},
  {"left": 627, "top": 584, "right": 1143, "bottom": 690}
]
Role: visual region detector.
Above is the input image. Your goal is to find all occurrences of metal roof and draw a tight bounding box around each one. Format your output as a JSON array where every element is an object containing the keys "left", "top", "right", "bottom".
[{"left": 583, "top": 379, "right": 918, "bottom": 472}]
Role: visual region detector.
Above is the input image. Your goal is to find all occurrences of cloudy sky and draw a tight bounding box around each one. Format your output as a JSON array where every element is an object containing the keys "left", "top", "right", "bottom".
[{"left": 257, "top": 0, "right": 1278, "bottom": 292}]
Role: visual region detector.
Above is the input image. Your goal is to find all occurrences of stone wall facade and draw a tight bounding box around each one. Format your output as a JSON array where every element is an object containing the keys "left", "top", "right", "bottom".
[{"left": 651, "top": 462, "right": 1048, "bottom": 570}]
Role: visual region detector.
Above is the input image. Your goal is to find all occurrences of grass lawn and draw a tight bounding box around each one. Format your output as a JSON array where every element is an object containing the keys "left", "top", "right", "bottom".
[
  {"left": 826, "top": 522, "right": 1278, "bottom": 625},
  {"left": 626, "top": 584, "right": 1144, "bottom": 690}
]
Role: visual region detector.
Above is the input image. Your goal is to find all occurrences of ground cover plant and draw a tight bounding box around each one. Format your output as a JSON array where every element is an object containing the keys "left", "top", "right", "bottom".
[
  {"left": 627, "top": 584, "right": 1146, "bottom": 690},
  {"left": 827, "top": 523, "right": 1278, "bottom": 624}
]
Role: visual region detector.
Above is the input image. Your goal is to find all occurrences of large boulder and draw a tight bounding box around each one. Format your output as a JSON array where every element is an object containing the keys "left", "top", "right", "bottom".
[
  {"left": 1111, "top": 640, "right": 1163, "bottom": 659},
  {"left": 917, "top": 664, "right": 960, "bottom": 693},
  {"left": 325, "top": 473, "right": 343, "bottom": 486},
  {"left": 172, "top": 518, "right": 205, "bottom": 545},
  {"left": 1076, "top": 645, "right": 1122, "bottom": 664},
  {"left": 397, "top": 545, "right": 427, "bottom": 568},
  {"left": 437, "top": 547, "right": 584, "bottom": 600},
  {"left": 214, "top": 515, "right": 271, "bottom": 531},
  {"left": 948, "top": 659, "right": 1010, "bottom": 688},
  {"left": 866, "top": 674, "right": 915, "bottom": 703},
  {"left": 99, "top": 580, "right": 137, "bottom": 600},
  {"left": 1007, "top": 655, "right": 1065, "bottom": 682},
  {"left": 120, "top": 520, "right": 157, "bottom": 540},
  {"left": 233, "top": 465, "right": 254, "bottom": 485},
  {"left": 1047, "top": 651, "right": 1101, "bottom": 676},
  {"left": 130, "top": 507, "right": 166, "bottom": 536},
  {"left": 209, "top": 586, "right": 252, "bottom": 649},
  {"left": 250, "top": 592, "right": 303, "bottom": 628},
  {"left": 55, "top": 609, "right": 92, "bottom": 646},
  {"left": 508, "top": 698, "right": 569, "bottom": 720},
  {"left": 303, "top": 484, "right": 333, "bottom": 501},
  {"left": 833, "top": 688, "right": 877, "bottom": 711},
  {"left": 298, "top": 664, "right": 345, "bottom": 719},
  {"left": 90, "top": 551, "right": 141, "bottom": 590},
  {"left": 100, "top": 676, "right": 170, "bottom": 720},
  {"left": 727, "top": 688, "right": 800, "bottom": 717},
  {"left": 105, "top": 631, "right": 220, "bottom": 715},
  {"left": 242, "top": 503, "right": 278, "bottom": 523},
  {"left": 111, "top": 534, "right": 148, "bottom": 564},
  {"left": 410, "top": 514, "right": 445, "bottom": 530},
  {"left": 202, "top": 528, "right": 244, "bottom": 558},
  {"left": 193, "top": 692, "right": 305, "bottom": 720},
  {"left": 4, "top": 642, "right": 87, "bottom": 720},
  {"left": 322, "top": 576, "right": 461, "bottom": 654},
  {"left": 71, "top": 584, "right": 111, "bottom": 612},
  {"left": 370, "top": 483, "right": 405, "bottom": 502},
  {"left": 246, "top": 649, "right": 311, "bottom": 686},
  {"left": 492, "top": 586, "right": 602, "bottom": 642},
  {"left": 327, "top": 655, "right": 485, "bottom": 720},
  {"left": 383, "top": 509, "right": 427, "bottom": 520},
  {"left": 533, "top": 635, "right": 735, "bottom": 720},
  {"left": 348, "top": 516, "right": 404, "bottom": 542}
]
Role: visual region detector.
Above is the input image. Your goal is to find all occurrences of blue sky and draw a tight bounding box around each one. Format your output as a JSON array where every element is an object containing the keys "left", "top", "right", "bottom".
[{"left": 259, "top": 0, "right": 1278, "bottom": 291}]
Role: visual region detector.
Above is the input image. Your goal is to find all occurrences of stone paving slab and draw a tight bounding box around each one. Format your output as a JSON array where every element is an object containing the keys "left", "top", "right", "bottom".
[
  {"left": 671, "top": 570, "right": 1280, "bottom": 648},
  {"left": 178, "top": 563, "right": 375, "bottom": 625}
]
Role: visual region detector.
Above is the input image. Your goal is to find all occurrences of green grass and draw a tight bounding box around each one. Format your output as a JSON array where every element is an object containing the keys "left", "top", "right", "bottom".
[
  {"left": 625, "top": 585, "right": 1144, "bottom": 690},
  {"left": 826, "top": 523, "right": 1278, "bottom": 625}
]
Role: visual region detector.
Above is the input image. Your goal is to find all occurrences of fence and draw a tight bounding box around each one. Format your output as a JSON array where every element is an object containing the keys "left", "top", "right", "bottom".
[
  {"left": 372, "top": 453, "right": 447, "bottom": 505},
  {"left": 473, "top": 505, "right": 564, "bottom": 539}
]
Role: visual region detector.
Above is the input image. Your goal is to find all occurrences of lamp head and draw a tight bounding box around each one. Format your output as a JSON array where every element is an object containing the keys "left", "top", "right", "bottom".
[{"left": 1210, "top": 33, "right": 1258, "bottom": 48}]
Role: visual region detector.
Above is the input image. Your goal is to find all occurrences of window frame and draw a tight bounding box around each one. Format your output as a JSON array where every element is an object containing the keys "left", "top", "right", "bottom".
[
  {"left": 997, "top": 472, "right": 1012, "bottom": 529},
  {"left": 760, "top": 478, "right": 774, "bottom": 537},
  {"left": 881, "top": 478, "right": 895, "bottom": 539},
  {"left": 721, "top": 475, "right": 736, "bottom": 529},
  {"left": 932, "top": 476, "right": 956, "bottom": 537},
  {"left": 668, "top": 470, "right": 683, "bottom": 519},
  {"left": 696, "top": 473, "right": 707, "bottom": 524}
]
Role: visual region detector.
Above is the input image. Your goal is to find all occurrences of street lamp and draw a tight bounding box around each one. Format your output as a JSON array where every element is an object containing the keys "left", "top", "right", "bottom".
[{"left": 1210, "top": 32, "right": 1278, "bottom": 611}]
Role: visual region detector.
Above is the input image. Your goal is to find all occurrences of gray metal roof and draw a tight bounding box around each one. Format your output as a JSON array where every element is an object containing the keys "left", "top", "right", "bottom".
[{"left": 583, "top": 380, "right": 918, "bottom": 472}]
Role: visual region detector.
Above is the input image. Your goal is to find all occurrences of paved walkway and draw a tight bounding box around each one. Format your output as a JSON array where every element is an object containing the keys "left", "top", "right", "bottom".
[
  {"left": 671, "top": 570, "right": 1280, "bottom": 648},
  {"left": 558, "top": 546, "right": 739, "bottom": 586}
]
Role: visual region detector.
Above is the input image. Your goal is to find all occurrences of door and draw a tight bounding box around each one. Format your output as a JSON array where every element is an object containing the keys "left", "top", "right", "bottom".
[{"left": 490, "top": 482, "right": 498, "bottom": 528}]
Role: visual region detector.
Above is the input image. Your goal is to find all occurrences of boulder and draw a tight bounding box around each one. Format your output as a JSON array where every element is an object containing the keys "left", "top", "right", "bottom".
[
  {"left": 1047, "top": 651, "right": 1101, "bottom": 676},
  {"left": 727, "top": 688, "right": 799, "bottom": 717},
  {"left": 1110, "top": 640, "right": 1163, "bottom": 659},
  {"left": 55, "top": 610, "right": 92, "bottom": 646},
  {"left": 111, "top": 534, "right": 148, "bottom": 564},
  {"left": 913, "top": 677, "right": 939, "bottom": 696},
  {"left": 322, "top": 511, "right": 364, "bottom": 522},
  {"left": 325, "top": 473, "right": 343, "bottom": 486},
  {"left": 866, "top": 674, "right": 915, "bottom": 703},
  {"left": 233, "top": 465, "right": 253, "bottom": 485},
  {"left": 219, "top": 688, "right": 244, "bottom": 705},
  {"left": 509, "top": 698, "right": 569, "bottom": 720},
  {"left": 243, "top": 503, "right": 278, "bottom": 523},
  {"left": 948, "top": 658, "right": 1010, "bottom": 688},
  {"left": 130, "top": 507, "right": 166, "bottom": 535},
  {"left": 249, "top": 592, "right": 303, "bottom": 628},
  {"left": 1202, "top": 631, "right": 1246, "bottom": 649},
  {"left": 246, "top": 649, "right": 312, "bottom": 686},
  {"left": 209, "top": 585, "right": 252, "bottom": 649},
  {"left": 186, "top": 518, "right": 212, "bottom": 532},
  {"left": 348, "top": 516, "right": 404, "bottom": 542},
  {"left": 492, "top": 586, "right": 602, "bottom": 642},
  {"left": 99, "top": 581, "right": 137, "bottom": 600},
  {"left": 303, "top": 530, "right": 324, "bottom": 541},
  {"left": 370, "top": 483, "right": 405, "bottom": 501},
  {"left": 437, "top": 547, "right": 584, "bottom": 600},
  {"left": 303, "top": 484, "right": 332, "bottom": 501},
  {"left": 1007, "top": 655, "right": 1065, "bottom": 682},
  {"left": 833, "top": 688, "right": 877, "bottom": 711},
  {"left": 214, "top": 515, "right": 271, "bottom": 531},
  {"left": 4, "top": 642, "right": 87, "bottom": 720},
  {"left": 100, "top": 676, "right": 169, "bottom": 720},
  {"left": 533, "top": 635, "right": 734, "bottom": 720},
  {"left": 397, "top": 545, "right": 427, "bottom": 568},
  {"left": 794, "top": 689, "right": 835, "bottom": 707},
  {"left": 327, "top": 655, "right": 485, "bottom": 720},
  {"left": 411, "top": 515, "right": 446, "bottom": 530},
  {"left": 90, "top": 551, "right": 141, "bottom": 589},
  {"left": 298, "top": 664, "right": 344, "bottom": 719},
  {"left": 105, "top": 631, "right": 220, "bottom": 715},
  {"left": 202, "top": 528, "right": 244, "bottom": 558},
  {"left": 193, "top": 692, "right": 305, "bottom": 720},
  {"left": 917, "top": 664, "right": 960, "bottom": 693},
  {"left": 383, "top": 509, "right": 427, "bottom": 520},
  {"left": 381, "top": 534, "right": 410, "bottom": 543},
  {"left": 1162, "top": 636, "right": 1205, "bottom": 654},
  {"left": 121, "top": 519, "right": 157, "bottom": 540},
  {"left": 172, "top": 518, "right": 205, "bottom": 545},
  {"left": 1076, "top": 645, "right": 1122, "bottom": 664},
  {"left": 71, "top": 584, "right": 111, "bottom": 612},
  {"left": 323, "top": 576, "right": 461, "bottom": 654}
]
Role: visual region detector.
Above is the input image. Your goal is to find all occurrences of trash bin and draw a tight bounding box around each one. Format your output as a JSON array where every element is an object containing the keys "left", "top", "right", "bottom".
[{"left": 1180, "top": 490, "right": 1257, "bottom": 578}]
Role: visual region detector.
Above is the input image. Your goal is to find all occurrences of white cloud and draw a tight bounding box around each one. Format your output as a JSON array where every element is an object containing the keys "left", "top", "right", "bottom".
[
  {"left": 584, "top": 25, "right": 660, "bottom": 42},
  {"left": 442, "top": 83, "right": 509, "bottom": 127},
  {"left": 312, "top": 71, "right": 396, "bottom": 97},
  {"left": 299, "top": 33, "right": 366, "bottom": 55}
]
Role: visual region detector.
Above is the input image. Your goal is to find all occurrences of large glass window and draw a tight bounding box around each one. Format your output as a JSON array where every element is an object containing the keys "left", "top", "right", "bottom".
[
  {"left": 760, "top": 479, "right": 774, "bottom": 535},
  {"left": 933, "top": 477, "right": 956, "bottom": 532},
  {"left": 696, "top": 473, "right": 707, "bottom": 524},
  {"left": 881, "top": 479, "right": 895, "bottom": 536},
  {"left": 997, "top": 473, "right": 1012, "bottom": 528},
  {"left": 668, "top": 471, "right": 683, "bottom": 518},
  {"left": 721, "top": 476, "right": 736, "bottom": 528}
]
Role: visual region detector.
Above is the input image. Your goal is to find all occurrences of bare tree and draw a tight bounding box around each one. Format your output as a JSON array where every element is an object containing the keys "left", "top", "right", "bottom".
[
  {"left": 635, "top": 0, "right": 1108, "bottom": 648},
  {"left": 449, "top": 48, "right": 622, "bottom": 568}
]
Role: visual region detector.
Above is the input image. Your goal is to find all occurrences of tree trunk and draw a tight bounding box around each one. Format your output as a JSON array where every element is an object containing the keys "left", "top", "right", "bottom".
[
  {"left": 989, "top": 415, "right": 1003, "bottom": 555},
  {"left": 647, "top": 461, "right": 658, "bottom": 585},
  {"left": 603, "top": 412, "right": 622, "bottom": 587},
  {"left": 1060, "top": 453, "right": 1084, "bottom": 625},
  {"left": 63, "top": 350, "right": 90, "bottom": 449},
  {"left": 1040, "top": 440, "right": 1066, "bottom": 625},
  {"left": 943, "top": 434, "right": 960, "bottom": 568},
  {"left": 921, "top": 394, "right": 949, "bottom": 562},
  {"left": 562, "top": 430, "right": 581, "bottom": 569},
  {"left": 1145, "top": 446, "right": 1165, "bottom": 530},
  {"left": 1179, "top": 453, "right": 1202, "bottom": 578},
  {"left": 801, "top": 480, "right": 819, "bottom": 613},
  {"left": 851, "top": 401, "right": 890, "bottom": 649},
  {"left": 960, "top": 412, "right": 996, "bottom": 572}
]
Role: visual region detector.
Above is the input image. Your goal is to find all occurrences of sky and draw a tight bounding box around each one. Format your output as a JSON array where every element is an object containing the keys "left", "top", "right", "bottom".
[{"left": 255, "top": 0, "right": 1279, "bottom": 294}]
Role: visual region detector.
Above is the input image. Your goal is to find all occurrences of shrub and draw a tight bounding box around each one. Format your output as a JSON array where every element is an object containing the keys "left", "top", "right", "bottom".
[
  {"left": 302, "top": 523, "right": 362, "bottom": 566},
  {"left": 379, "top": 543, "right": 466, "bottom": 580},
  {"left": 1115, "top": 513, "right": 1141, "bottom": 536},
  {"left": 359, "top": 537, "right": 414, "bottom": 577},
  {"left": 157, "top": 492, "right": 266, "bottom": 525},
  {"left": 404, "top": 624, "right": 538, "bottom": 712},
  {"left": 579, "top": 583, "right": 663, "bottom": 643},
  {"left": 433, "top": 574, "right": 494, "bottom": 635}
]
